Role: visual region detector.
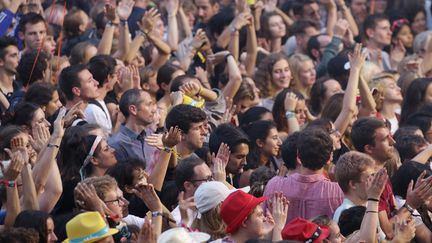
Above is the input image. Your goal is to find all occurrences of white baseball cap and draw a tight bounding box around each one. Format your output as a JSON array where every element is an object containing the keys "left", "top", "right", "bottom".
[
  {"left": 194, "top": 181, "right": 250, "bottom": 214},
  {"left": 157, "top": 227, "right": 210, "bottom": 243}
]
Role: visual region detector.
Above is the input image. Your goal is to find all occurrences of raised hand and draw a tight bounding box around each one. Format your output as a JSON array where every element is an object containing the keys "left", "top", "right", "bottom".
[
  {"left": 235, "top": 0, "right": 248, "bottom": 13},
  {"left": 117, "top": 0, "right": 134, "bottom": 21},
  {"left": 166, "top": 0, "right": 180, "bottom": 16},
  {"left": 104, "top": 3, "right": 118, "bottom": 22},
  {"left": 333, "top": 18, "right": 349, "bottom": 38},
  {"left": 139, "top": 8, "right": 160, "bottom": 34},
  {"left": 132, "top": 183, "right": 162, "bottom": 212},
  {"left": 2, "top": 146, "right": 28, "bottom": 181},
  {"left": 264, "top": 0, "right": 277, "bottom": 12},
  {"left": 284, "top": 92, "right": 298, "bottom": 112},
  {"left": 393, "top": 216, "right": 416, "bottom": 242},
  {"left": 269, "top": 192, "right": 289, "bottom": 227},
  {"left": 162, "top": 126, "right": 182, "bottom": 148},
  {"left": 390, "top": 39, "right": 406, "bottom": 65},
  {"left": 211, "top": 143, "right": 231, "bottom": 181},
  {"left": 191, "top": 29, "right": 208, "bottom": 50},
  {"left": 366, "top": 168, "right": 388, "bottom": 200},
  {"left": 406, "top": 171, "right": 432, "bottom": 209},
  {"left": 368, "top": 49, "right": 383, "bottom": 71},
  {"left": 145, "top": 133, "right": 164, "bottom": 150},
  {"left": 232, "top": 12, "right": 252, "bottom": 30},
  {"left": 221, "top": 97, "right": 237, "bottom": 124},
  {"left": 195, "top": 67, "right": 210, "bottom": 89},
  {"left": 64, "top": 101, "right": 86, "bottom": 127},
  {"left": 30, "top": 124, "right": 51, "bottom": 153},
  {"left": 137, "top": 218, "right": 157, "bottom": 243},
  {"left": 118, "top": 66, "right": 134, "bottom": 92},
  {"left": 130, "top": 65, "right": 141, "bottom": 89},
  {"left": 179, "top": 81, "right": 201, "bottom": 98},
  {"left": 52, "top": 107, "right": 66, "bottom": 140},
  {"left": 207, "top": 50, "right": 230, "bottom": 65},
  {"left": 349, "top": 43, "right": 366, "bottom": 71},
  {"left": 170, "top": 91, "right": 184, "bottom": 106},
  {"left": 178, "top": 191, "right": 195, "bottom": 224},
  {"left": 74, "top": 182, "right": 116, "bottom": 219}
]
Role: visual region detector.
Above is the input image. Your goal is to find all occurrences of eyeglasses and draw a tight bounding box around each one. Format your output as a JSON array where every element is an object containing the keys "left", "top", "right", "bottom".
[
  {"left": 391, "top": 18, "right": 409, "bottom": 32},
  {"left": 190, "top": 176, "right": 214, "bottom": 183},
  {"left": 104, "top": 196, "right": 127, "bottom": 205}
]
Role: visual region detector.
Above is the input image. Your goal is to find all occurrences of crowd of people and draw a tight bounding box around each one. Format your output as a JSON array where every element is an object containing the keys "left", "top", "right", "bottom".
[{"left": 1, "top": 0, "right": 432, "bottom": 242}]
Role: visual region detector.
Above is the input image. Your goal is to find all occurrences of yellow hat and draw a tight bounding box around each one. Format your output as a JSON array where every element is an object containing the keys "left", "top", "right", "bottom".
[{"left": 63, "top": 212, "right": 119, "bottom": 243}]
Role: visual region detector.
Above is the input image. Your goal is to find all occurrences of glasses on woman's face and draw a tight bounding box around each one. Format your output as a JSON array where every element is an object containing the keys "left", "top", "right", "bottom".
[{"left": 104, "top": 196, "right": 127, "bottom": 206}]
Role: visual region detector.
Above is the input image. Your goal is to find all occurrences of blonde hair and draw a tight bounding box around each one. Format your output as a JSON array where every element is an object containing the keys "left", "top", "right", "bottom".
[
  {"left": 191, "top": 206, "right": 226, "bottom": 240},
  {"left": 288, "top": 53, "right": 312, "bottom": 91},
  {"left": 368, "top": 72, "right": 396, "bottom": 111},
  {"left": 81, "top": 175, "right": 118, "bottom": 201}
]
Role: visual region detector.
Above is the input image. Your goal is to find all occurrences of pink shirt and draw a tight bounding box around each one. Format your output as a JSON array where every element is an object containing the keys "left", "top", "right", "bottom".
[{"left": 264, "top": 173, "right": 344, "bottom": 222}]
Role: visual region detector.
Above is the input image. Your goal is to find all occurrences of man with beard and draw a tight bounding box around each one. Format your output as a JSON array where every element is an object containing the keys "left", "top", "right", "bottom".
[
  {"left": 351, "top": 117, "right": 432, "bottom": 241},
  {"left": 0, "top": 36, "right": 19, "bottom": 112}
]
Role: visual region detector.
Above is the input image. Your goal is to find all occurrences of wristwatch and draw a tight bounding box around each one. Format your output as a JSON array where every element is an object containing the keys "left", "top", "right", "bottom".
[
  {"left": 403, "top": 203, "right": 414, "bottom": 214},
  {"left": 151, "top": 211, "right": 163, "bottom": 218}
]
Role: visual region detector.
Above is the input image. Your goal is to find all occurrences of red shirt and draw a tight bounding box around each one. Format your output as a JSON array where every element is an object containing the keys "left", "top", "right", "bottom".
[{"left": 379, "top": 179, "right": 396, "bottom": 218}]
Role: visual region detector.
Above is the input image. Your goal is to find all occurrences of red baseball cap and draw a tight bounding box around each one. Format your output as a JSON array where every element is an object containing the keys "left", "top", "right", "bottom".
[
  {"left": 220, "top": 190, "right": 267, "bottom": 234},
  {"left": 282, "top": 217, "right": 330, "bottom": 243}
]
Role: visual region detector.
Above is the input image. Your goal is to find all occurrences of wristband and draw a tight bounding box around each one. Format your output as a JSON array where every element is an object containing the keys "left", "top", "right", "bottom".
[
  {"left": 367, "top": 198, "right": 379, "bottom": 202},
  {"left": 162, "top": 146, "right": 173, "bottom": 153},
  {"left": 136, "top": 30, "right": 148, "bottom": 37},
  {"left": 366, "top": 210, "right": 378, "bottom": 213},
  {"left": 120, "top": 19, "right": 127, "bottom": 25},
  {"left": 1, "top": 180, "right": 16, "bottom": 187},
  {"left": 403, "top": 203, "right": 415, "bottom": 214},
  {"left": 152, "top": 211, "right": 163, "bottom": 218},
  {"left": 107, "top": 21, "right": 119, "bottom": 27},
  {"left": 285, "top": 111, "right": 295, "bottom": 119},
  {"left": 47, "top": 143, "right": 60, "bottom": 148}
]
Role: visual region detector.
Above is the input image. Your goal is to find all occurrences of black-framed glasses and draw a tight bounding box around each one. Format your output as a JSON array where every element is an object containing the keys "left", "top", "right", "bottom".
[
  {"left": 190, "top": 176, "right": 214, "bottom": 183},
  {"left": 104, "top": 196, "right": 127, "bottom": 205}
]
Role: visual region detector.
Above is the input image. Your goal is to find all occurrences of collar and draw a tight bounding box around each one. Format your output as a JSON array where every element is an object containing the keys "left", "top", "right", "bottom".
[
  {"left": 292, "top": 173, "right": 329, "bottom": 183},
  {"left": 120, "top": 125, "right": 145, "bottom": 140}
]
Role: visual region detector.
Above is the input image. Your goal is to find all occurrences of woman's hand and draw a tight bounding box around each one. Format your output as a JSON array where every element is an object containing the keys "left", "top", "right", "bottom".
[
  {"left": 132, "top": 183, "right": 163, "bottom": 212},
  {"left": 269, "top": 192, "right": 289, "bottom": 228},
  {"left": 139, "top": 8, "right": 160, "bottom": 34},
  {"left": 116, "top": 0, "right": 134, "bottom": 21},
  {"left": 211, "top": 143, "right": 230, "bottom": 181},
  {"left": 349, "top": 43, "right": 366, "bottom": 71},
  {"left": 284, "top": 92, "right": 298, "bottom": 112},
  {"left": 30, "top": 124, "right": 50, "bottom": 153}
]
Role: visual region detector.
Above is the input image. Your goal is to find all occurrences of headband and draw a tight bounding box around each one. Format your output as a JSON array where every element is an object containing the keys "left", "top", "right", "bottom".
[{"left": 79, "top": 136, "right": 103, "bottom": 181}]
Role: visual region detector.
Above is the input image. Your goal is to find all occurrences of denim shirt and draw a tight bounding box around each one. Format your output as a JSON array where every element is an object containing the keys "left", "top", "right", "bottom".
[{"left": 109, "top": 125, "right": 158, "bottom": 169}]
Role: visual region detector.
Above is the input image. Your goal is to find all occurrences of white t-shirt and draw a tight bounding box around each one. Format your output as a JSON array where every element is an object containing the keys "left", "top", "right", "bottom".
[
  {"left": 171, "top": 205, "right": 198, "bottom": 227},
  {"left": 84, "top": 99, "right": 112, "bottom": 137}
]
